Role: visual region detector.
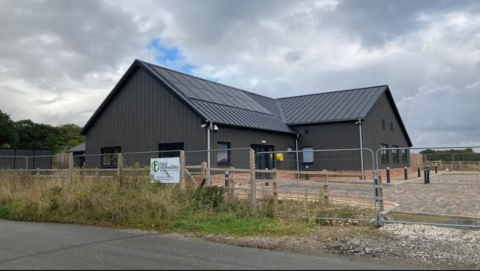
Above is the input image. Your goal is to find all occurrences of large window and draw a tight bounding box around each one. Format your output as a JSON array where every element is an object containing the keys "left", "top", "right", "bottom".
[
  {"left": 101, "top": 147, "right": 121, "bottom": 167},
  {"left": 402, "top": 149, "right": 409, "bottom": 164},
  {"left": 380, "top": 144, "right": 389, "bottom": 164},
  {"left": 217, "top": 142, "right": 230, "bottom": 165},
  {"left": 392, "top": 145, "right": 399, "bottom": 164},
  {"left": 159, "top": 142, "right": 184, "bottom": 158},
  {"left": 302, "top": 147, "right": 314, "bottom": 164}
]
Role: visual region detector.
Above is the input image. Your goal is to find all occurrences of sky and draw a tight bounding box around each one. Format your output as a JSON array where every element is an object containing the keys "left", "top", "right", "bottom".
[{"left": 1, "top": 0, "right": 480, "bottom": 147}]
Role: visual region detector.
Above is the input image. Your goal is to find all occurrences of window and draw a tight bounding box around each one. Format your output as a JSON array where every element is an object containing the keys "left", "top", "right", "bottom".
[
  {"left": 402, "top": 149, "right": 409, "bottom": 164},
  {"left": 302, "top": 147, "right": 314, "bottom": 163},
  {"left": 101, "top": 147, "right": 121, "bottom": 167},
  {"left": 382, "top": 119, "right": 386, "bottom": 129},
  {"left": 392, "top": 145, "right": 399, "bottom": 164},
  {"left": 380, "top": 144, "right": 389, "bottom": 164},
  {"left": 390, "top": 122, "right": 394, "bottom": 131},
  {"left": 159, "top": 142, "right": 184, "bottom": 158},
  {"left": 217, "top": 142, "right": 230, "bottom": 165},
  {"left": 287, "top": 146, "right": 293, "bottom": 152}
]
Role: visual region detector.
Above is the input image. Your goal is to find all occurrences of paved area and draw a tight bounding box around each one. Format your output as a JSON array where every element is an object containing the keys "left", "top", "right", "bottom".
[
  {"left": 0, "top": 220, "right": 408, "bottom": 270},
  {"left": 384, "top": 173, "right": 480, "bottom": 220}
]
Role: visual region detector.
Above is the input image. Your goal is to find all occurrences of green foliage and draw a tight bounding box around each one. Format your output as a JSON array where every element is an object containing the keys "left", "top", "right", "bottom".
[
  {"left": 0, "top": 110, "right": 18, "bottom": 147},
  {"left": 421, "top": 148, "right": 480, "bottom": 161},
  {"left": 67, "top": 139, "right": 80, "bottom": 149}
]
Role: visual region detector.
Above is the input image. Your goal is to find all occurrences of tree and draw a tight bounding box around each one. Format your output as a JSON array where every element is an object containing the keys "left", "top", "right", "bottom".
[
  {"left": 0, "top": 110, "right": 18, "bottom": 147},
  {"left": 67, "top": 139, "right": 80, "bottom": 149}
]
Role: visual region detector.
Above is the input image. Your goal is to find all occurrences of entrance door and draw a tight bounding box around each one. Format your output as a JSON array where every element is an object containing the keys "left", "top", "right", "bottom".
[{"left": 251, "top": 144, "right": 274, "bottom": 179}]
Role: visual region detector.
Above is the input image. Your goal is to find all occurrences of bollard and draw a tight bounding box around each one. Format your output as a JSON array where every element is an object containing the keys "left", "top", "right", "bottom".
[
  {"left": 427, "top": 166, "right": 430, "bottom": 184},
  {"left": 424, "top": 168, "right": 427, "bottom": 184},
  {"left": 404, "top": 166, "right": 408, "bottom": 180},
  {"left": 225, "top": 170, "right": 229, "bottom": 187},
  {"left": 435, "top": 164, "right": 438, "bottom": 174},
  {"left": 417, "top": 165, "right": 421, "bottom": 178},
  {"left": 306, "top": 165, "right": 309, "bottom": 181},
  {"left": 386, "top": 167, "right": 391, "bottom": 184}
]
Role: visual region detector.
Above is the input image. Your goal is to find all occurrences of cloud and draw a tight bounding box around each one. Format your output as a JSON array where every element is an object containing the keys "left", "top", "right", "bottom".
[{"left": 1, "top": 0, "right": 480, "bottom": 148}]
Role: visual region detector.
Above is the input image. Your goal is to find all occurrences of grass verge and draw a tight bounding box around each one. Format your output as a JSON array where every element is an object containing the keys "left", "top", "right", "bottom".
[{"left": 0, "top": 171, "right": 371, "bottom": 236}]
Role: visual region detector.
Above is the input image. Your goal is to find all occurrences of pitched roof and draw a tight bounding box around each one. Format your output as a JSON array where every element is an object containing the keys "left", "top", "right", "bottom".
[
  {"left": 67, "top": 142, "right": 85, "bottom": 153},
  {"left": 278, "top": 86, "right": 387, "bottom": 124},
  {"left": 80, "top": 60, "right": 411, "bottom": 146}
]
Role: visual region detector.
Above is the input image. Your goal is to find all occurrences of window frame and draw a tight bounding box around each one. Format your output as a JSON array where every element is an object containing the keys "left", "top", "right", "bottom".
[
  {"left": 392, "top": 145, "right": 399, "bottom": 164},
  {"left": 302, "top": 146, "right": 314, "bottom": 164},
  {"left": 380, "top": 144, "right": 389, "bottom": 164},
  {"left": 217, "top": 141, "right": 231, "bottom": 166},
  {"left": 101, "top": 146, "right": 121, "bottom": 168}
]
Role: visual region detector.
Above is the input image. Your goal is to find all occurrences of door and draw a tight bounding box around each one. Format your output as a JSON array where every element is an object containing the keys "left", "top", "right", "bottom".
[{"left": 251, "top": 144, "right": 274, "bottom": 179}]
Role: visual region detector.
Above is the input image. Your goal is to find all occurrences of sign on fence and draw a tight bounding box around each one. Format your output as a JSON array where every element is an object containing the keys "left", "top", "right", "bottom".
[{"left": 150, "top": 157, "right": 180, "bottom": 183}]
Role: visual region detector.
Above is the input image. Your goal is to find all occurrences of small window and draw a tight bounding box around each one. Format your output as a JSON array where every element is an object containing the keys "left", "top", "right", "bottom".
[
  {"left": 217, "top": 142, "right": 230, "bottom": 165},
  {"left": 302, "top": 147, "right": 314, "bottom": 163},
  {"left": 101, "top": 147, "right": 121, "bottom": 167},
  {"left": 159, "top": 142, "right": 184, "bottom": 158},
  {"left": 390, "top": 122, "right": 394, "bottom": 132},
  {"left": 392, "top": 145, "right": 399, "bottom": 164},
  {"left": 287, "top": 147, "right": 293, "bottom": 152},
  {"left": 382, "top": 119, "right": 386, "bottom": 129},
  {"left": 380, "top": 144, "right": 389, "bottom": 164}
]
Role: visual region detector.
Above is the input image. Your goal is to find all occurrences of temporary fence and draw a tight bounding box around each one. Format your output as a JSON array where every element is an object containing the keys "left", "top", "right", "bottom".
[{"left": 376, "top": 146, "right": 480, "bottom": 228}]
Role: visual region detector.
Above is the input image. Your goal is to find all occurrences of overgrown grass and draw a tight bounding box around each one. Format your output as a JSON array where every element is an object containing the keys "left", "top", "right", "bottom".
[{"left": 0, "top": 171, "right": 371, "bottom": 236}]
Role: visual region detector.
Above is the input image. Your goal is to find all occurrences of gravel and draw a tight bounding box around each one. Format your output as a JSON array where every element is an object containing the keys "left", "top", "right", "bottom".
[{"left": 338, "top": 224, "right": 480, "bottom": 269}]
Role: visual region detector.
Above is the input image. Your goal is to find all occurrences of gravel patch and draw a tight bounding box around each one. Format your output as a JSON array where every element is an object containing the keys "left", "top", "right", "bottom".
[{"left": 338, "top": 224, "right": 480, "bottom": 269}]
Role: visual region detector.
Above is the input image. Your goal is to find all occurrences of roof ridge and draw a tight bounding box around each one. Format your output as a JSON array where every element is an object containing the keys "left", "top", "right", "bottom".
[
  {"left": 136, "top": 59, "right": 276, "bottom": 100},
  {"left": 276, "top": 85, "right": 388, "bottom": 100}
]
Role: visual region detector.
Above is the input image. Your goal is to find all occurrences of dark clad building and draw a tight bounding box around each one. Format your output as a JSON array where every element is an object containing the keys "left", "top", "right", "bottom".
[{"left": 80, "top": 59, "right": 412, "bottom": 171}]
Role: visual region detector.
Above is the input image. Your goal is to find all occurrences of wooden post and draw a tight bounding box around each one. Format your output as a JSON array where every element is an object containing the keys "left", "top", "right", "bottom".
[
  {"left": 179, "top": 151, "right": 185, "bottom": 186},
  {"left": 323, "top": 174, "right": 329, "bottom": 207},
  {"left": 117, "top": 153, "right": 123, "bottom": 176},
  {"left": 439, "top": 160, "right": 443, "bottom": 171},
  {"left": 378, "top": 175, "right": 384, "bottom": 212},
  {"left": 304, "top": 189, "right": 308, "bottom": 220},
  {"left": 36, "top": 168, "right": 40, "bottom": 176},
  {"left": 69, "top": 152, "right": 74, "bottom": 184},
  {"left": 200, "top": 162, "right": 207, "bottom": 187},
  {"left": 459, "top": 161, "right": 462, "bottom": 171},
  {"left": 249, "top": 149, "right": 256, "bottom": 210},
  {"left": 95, "top": 167, "right": 99, "bottom": 177},
  {"left": 273, "top": 181, "right": 278, "bottom": 219},
  {"left": 229, "top": 167, "right": 235, "bottom": 200}
]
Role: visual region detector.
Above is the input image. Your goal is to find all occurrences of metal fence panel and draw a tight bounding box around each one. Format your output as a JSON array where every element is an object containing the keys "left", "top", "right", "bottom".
[
  {"left": 255, "top": 148, "right": 377, "bottom": 223},
  {"left": 376, "top": 146, "right": 480, "bottom": 228}
]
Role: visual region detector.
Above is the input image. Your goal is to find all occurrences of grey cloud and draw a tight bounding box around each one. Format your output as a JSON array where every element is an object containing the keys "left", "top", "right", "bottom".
[{"left": 285, "top": 50, "right": 303, "bottom": 64}]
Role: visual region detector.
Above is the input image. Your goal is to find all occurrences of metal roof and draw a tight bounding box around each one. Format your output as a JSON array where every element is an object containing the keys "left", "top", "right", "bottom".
[
  {"left": 278, "top": 86, "right": 387, "bottom": 124},
  {"left": 67, "top": 142, "right": 85, "bottom": 153},
  {"left": 80, "top": 60, "right": 410, "bottom": 144}
]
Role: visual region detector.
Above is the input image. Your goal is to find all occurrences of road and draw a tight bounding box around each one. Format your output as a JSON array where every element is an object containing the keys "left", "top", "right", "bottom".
[{"left": 0, "top": 220, "right": 406, "bottom": 270}]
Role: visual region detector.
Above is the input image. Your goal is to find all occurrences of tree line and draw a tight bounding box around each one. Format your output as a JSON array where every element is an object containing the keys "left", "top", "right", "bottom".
[
  {"left": 421, "top": 148, "right": 480, "bottom": 161},
  {"left": 0, "top": 110, "right": 84, "bottom": 154}
]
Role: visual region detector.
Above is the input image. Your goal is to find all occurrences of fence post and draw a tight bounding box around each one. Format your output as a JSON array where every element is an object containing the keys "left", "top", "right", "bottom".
[
  {"left": 417, "top": 165, "right": 421, "bottom": 178},
  {"left": 323, "top": 174, "right": 329, "bottom": 207},
  {"left": 404, "top": 166, "right": 408, "bottom": 180},
  {"left": 272, "top": 181, "right": 278, "bottom": 219},
  {"left": 179, "top": 150, "right": 185, "bottom": 186},
  {"left": 36, "top": 168, "right": 40, "bottom": 176},
  {"left": 95, "top": 167, "right": 99, "bottom": 177},
  {"left": 117, "top": 153, "right": 123, "bottom": 176},
  {"left": 459, "top": 161, "right": 462, "bottom": 171},
  {"left": 249, "top": 149, "right": 256, "bottom": 210},
  {"left": 304, "top": 189, "right": 308, "bottom": 220},
  {"left": 424, "top": 167, "right": 427, "bottom": 184},
  {"left": 69, "top": 152, "right": 74, "bottom": 184},
  {"left": 427, "top": 166, "right": 430, "bottom": 184},
  {"left": 378, "top": 175, "right": 384, "bottom": 212},
  {"left": 229, "top": 167, "right": 235, "bottom": 200},
  {"left": 435, "top": 163, "right": 438, "bottom": 174},
  {"left": 200, "top": 162, "right": 207, "bottom": 187}
]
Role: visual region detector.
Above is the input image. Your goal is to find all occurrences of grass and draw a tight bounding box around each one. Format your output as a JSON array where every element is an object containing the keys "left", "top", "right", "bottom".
[{"left": 0, "top": 170, "right": 371, "bottom": 237}]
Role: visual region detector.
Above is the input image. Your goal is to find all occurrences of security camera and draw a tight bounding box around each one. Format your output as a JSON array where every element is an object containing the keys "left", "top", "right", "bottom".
[
  {"left": 213, "top": 125, "right": 219, "bottom": 133},
  {"left": 355, "top": 121, "right": 359, "bottom": 125},
  {"left": 201, "top": 123, "right": 207, "bottom": 128}
]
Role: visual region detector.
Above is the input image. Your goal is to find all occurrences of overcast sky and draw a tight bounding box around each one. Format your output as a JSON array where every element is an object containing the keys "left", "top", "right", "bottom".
[{"left": 1, "top": 0, "right": 480, "bottom": 147}]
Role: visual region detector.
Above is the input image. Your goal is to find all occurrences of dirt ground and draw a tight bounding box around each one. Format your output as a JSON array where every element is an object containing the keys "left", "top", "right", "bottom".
[{"left": 171, "top": 223, "right": 480, "bottom": 270}]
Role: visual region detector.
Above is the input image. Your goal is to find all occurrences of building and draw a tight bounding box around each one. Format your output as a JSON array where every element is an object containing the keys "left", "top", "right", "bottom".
[
  {"left": 67, "top": 142, "right": 86, "bottom": 168},
  {"left": 0, "top": 147, "right": 52, "bottom": 169},
  {"left": 79, "top": 59, "right": 412, "bottom": 172}
]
